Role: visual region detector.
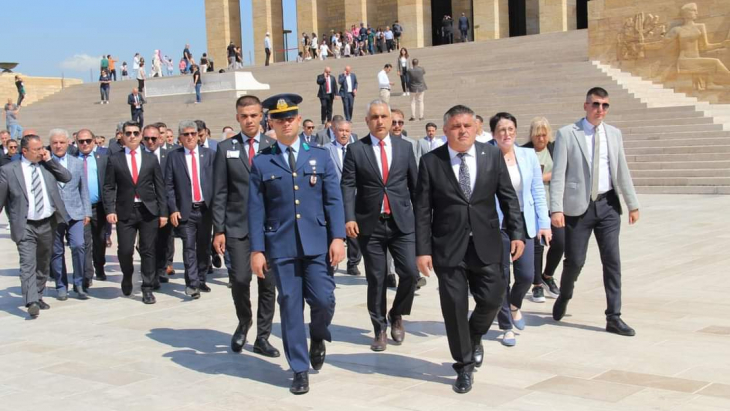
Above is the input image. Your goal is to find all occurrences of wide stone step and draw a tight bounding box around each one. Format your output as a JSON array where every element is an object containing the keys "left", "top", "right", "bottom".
[
  {"left": 633, "top": 177, "right": 730, "bottom": 186},
  {"left": 624, "top": 138, "right": 730, "bottom": 148},
  {"left": 629, "top": 160, "right": 730, "bottom": 170},
  {"left": 631, "top": 169, "right": 730, "bottom": 178},
  {"left": 626, "top": 145, "right": 730, "bottom": 155}
]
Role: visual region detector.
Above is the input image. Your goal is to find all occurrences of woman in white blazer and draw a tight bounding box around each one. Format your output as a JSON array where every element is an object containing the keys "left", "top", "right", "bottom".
[{"left": 491, "top": 112, "right": 551, "bottom": 347}]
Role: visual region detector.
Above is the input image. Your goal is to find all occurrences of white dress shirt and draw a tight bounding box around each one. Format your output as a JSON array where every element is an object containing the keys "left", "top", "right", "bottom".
[
  {"left": 378, "top": 70, "right": 390, "bottom": 89},
  {"left": 242, "top": 133, "right": 260, "bottom": 156},
  {"left": 185, "top": 148, "right": 204, "bottom": 202},
  {"left": 345, "top": 74, "right": 353, "bottom": 92},
  {"left": 507, "top": 163, "right": 524, "bottom": 211},
  {"left": 476, "top": 131, "right": 493, "bottom": 143},
  {"left": 370, "top": 134, "right": 393, "bottom": 213},
  {"left": 427, "top": 135, "right": 447, "bottom": 151},
  {"left": 447, "top": 144, "right": 477, "bottom": 192},
  {"left": 264, "top": 36, "right": 271, "bottom": 49},
  {"left": 125, "top": 147, "right": 143, "bottom": 202},
  {"left": 201, "top": 138, "right": 210, "bottom": 149},
  {"left": 21, "top": 157, "right": 53, "bottom": 220},
  {"left": 582, "top": 118, "right": 612, "bottom": 194}
]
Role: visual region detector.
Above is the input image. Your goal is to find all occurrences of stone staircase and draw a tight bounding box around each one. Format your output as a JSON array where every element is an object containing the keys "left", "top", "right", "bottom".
[
  {"left": 0, "top": 73, "right": 82, "bottom": 107},
  {"left": 15, "top": 30, "right": 730, "bottom": 194}
]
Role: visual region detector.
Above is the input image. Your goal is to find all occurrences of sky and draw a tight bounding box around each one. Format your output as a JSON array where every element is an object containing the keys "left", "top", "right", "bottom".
[{"left": 3, "top": 0, "right": 298, "bottom": 82}]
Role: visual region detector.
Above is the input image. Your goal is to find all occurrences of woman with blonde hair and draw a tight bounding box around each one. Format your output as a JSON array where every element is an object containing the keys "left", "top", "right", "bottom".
[{"left": 522, "top": 117, "right": 564, "bottom": 303}]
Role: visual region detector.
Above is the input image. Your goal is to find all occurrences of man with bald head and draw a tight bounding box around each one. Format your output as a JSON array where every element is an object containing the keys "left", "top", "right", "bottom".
[
  {"left": 316, "top": 67, "right": 337, "bottom": 125},
  {"left": 338, "top": 66, "right": 358, "bottom": 121}
]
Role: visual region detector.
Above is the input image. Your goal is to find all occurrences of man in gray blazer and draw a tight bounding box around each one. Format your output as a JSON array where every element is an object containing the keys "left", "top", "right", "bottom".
[
  {"left": 416, "top": 122, "right": 446, "bottom": 160},
  {"left": 315, "top": 115, "right": 357, "bottom": 146},
  {"left": 407, "top": 59, "right": 427, "bottom": 121},
  {"left": 49, "top": 129, "right": 92, "bottom": 301},
  {"left": 550, "top": 87, "right": 640, "bottom": 337},
  {"left": 0, "top": 134, "right": 72, "bottom": 318},
  {"left": 323, "top": 120, "right": 361, "bottom": 275}
]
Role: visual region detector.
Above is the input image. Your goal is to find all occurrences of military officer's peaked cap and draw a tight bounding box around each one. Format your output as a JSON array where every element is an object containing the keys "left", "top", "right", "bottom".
[{"left": 262, "top": 93, "right": 303, "bottom": 119}]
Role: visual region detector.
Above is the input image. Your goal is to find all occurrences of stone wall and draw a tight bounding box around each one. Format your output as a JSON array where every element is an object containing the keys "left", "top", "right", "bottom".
[
  {"left": 0, "top": 73, "right": 82, "bottom": 108},
  {"left": 589, "top": 0, "right": 730, "bottom": 103},
  {"left": 205, "top": 0, "right": 242, "bottom": 70}
]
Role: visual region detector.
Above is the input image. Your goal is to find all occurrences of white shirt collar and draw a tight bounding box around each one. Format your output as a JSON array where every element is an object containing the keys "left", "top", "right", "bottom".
[
  {"left": 125, "top": 147, "right": 139, "bottom": 155},
  {"left": 447, "top": 143, "right": 476, "bottom": 161},
  {"left": 582, "top": 118, "right": 603, "bottom": 133},
  {"left": 370, "top": 134, "right": 391, "bottom": 146}
]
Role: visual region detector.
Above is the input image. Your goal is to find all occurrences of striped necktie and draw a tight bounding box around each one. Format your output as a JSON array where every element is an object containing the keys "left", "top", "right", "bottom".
[{"left": 31, "top": 164, "right": 44, "bottom": 216}]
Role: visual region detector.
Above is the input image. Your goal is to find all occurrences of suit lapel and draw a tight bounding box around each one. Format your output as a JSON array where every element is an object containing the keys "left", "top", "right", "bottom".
[
  {"left": 572, "top": 121, "right": 590, "bottom": 165},
  {"left": 180, "top": 149, "right": 191, "bottom": 181},
  {"left": 13, "top": 162, "right": 28, "bottom": 200},
  {"left": 436, "top": 146, "right": 468, "bottom": 202},
  {"left": 295, "top": 144, "right": 312, "bottom": 172},
  {"left": 116, "top": 152, "right": 135, "bottom": 186},
  {"left": 362, "top": 136, "right": 384, "bottom": 184},
  {"left": 470, "top": 145, "right": 490, "bottom": 201}
]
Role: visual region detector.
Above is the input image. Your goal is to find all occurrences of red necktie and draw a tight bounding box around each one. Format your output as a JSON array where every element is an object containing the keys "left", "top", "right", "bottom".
[
  {"left": 248, "top": 138, "right": 256, "bottom": 167},
  {"left": 379, "top": 140, "right": 391, "bottom": 214},
  {"left": 191, "top": 149, "right": 202, "bottom": 202},
  {"left": 326, "top": 76, "right": 331, "bottom": 94},
  {"left": 130, "top": 149, "right": 138, "bottom": 184}
]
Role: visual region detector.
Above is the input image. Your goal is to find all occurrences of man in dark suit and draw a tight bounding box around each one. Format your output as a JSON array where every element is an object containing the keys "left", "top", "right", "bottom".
[
  {"left": 103, "top": 121, "right": 168, "bottom": 304},
  {"left": 76, "top": 129, "right": 109, "bottom": 288},
  {"left": 316, "top": 67, "right": 337, "bottom": 125},
  {"left": 315, "top": 115, "right": 357, "bottom": 147},
  {"left": 166, "top": 120, "right": 214, "bottom": 299},
  {"left": 108, "top": 123, "right": 126, "bottom": 154},
  {"left": 0, "top": 134, "right": 72, "bottom": 318},
  {"left": 127, "top": 88, "right": 146, "bottom": 127},
  {"left": 458, "top": 13, "right": 470, "bottom": 42},
  {"left": 0, "top": 139, "right": 20, "bottom": 166},
  {"left": 196, "top": 120, "right": 218, "bottom": 152},
  {"left": 212, "top": 95, "right": 279, "bottom": 357},
  {"left": 415, "top": 105, "right": 525, "bottom": 393},
  {"left": 142, "top": 124, "right": 174, "bottom": 287},
  {"left": 299, "top": 119, "right": 317, "bottom": 146},
  {"left": 338, "top": 66, "right": 358, "bottom": 122},
  {"left": 342, "top": 100, "right": 419, "bottom": 352}
]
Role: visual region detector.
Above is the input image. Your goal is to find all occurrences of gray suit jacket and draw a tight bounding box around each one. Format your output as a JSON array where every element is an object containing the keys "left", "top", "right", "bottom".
[
  {"left": 316, "top": 128, "right": 357, "bottom": 147},
  {"left": 408, "top": 66, "right": 427, "bottom": 93},
  {"left": 56, "top": 155, "right": 92, "bottom": 222},
  {"left": 0, "top": 158, "right": 72, "bottom": 243},
  {"left": 323, "top": 142, "right": 346, "bottom": 181},
  {"left": 550, "top": 120, "right": 640, "bottom": 216},
  {"left": 397, "top": 135, "right": 420, "bottom": 166}
]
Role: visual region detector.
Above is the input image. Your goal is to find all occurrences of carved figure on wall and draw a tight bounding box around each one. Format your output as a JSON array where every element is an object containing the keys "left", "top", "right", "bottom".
[
  {"left": 617, "top": 12, "right": 665, "bottom": 60},
  {"left": 642, "top": 3, "right": 730, "bottom": 90}
]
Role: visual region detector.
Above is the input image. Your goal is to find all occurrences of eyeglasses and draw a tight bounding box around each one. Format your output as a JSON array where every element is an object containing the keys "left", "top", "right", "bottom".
[
  {"left": 77, "top": 139, "right": 93, "bottom": 145},
  {"left": 181, "top": 132, "right": 197, "bottom": 137},
  {"left": 143, "top": 137, "right": 158, "bottom": 142},
  {"left": 305, "top": 126, "right": 315, "bottom": 130},
  {"left": 392, "top": 121, "right": 405, "bottom": 126},
  {"left": 124, "top": 131, "right": 141, "bottom": 137},
  {"left": 591, "top": 102, "right": 610, "bottom": 110}
]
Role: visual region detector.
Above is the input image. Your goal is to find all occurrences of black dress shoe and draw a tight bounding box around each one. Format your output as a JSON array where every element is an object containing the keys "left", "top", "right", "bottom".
[
  {"left": 346, "top": 265, "right": 361, "bottom": 276},
  {"left": 416, "top": 276, "right": 427, "bottom": 290},
  {"left": 231, "top": 320, "right": 252, "bottom": 353},
  {"left": 388, "top": 313, "right": 405, "bottom": 344},
  {"left": 121, "top": 278, "right": 133, "bottom": 296},
  {"left": 38, "top": 299, "right": 50, "bottom": 310},
  {"left": 309, "top": 339, "right": 326, "bottom": 370},
  {"left": 27, "top": 302, "right": 40, "bottom": 318},
  {"left": 606, "top": 318, "right": 636, "bottom": 337},
  {"left": 253, "top": 337, "right": 281, "bottom": 357},
  {"left": 96, "top": 273, "right": 107, "bottom": 281},
  {"left": 158, "top": 275, "right": 170, "bottom": 283},
  {"left": 212, "top": 254, "right": 222, "bottom": 269},
  {"left": 552, "top": 296, "right": 569, "bottom": 321},
  {"left": 453, "top": 370, "right": 473, "bottom": 394},
  {"left": 73, "top": 286, "right": 89, "bottom": 300},
  {"left": 199, "top": 283, "right": 211, "bottom": 293},
  {"left": 386, "top": 274, "right": 397, "bottom": 288},
  {"left": 142, "top": 290, "right": 156, "bottom": 304},
  {"left": 471, "top": 335, "right": 484, "bottom": 368},
  {"left": 290, "top": 371, "right": 309, "bottom": 395}
]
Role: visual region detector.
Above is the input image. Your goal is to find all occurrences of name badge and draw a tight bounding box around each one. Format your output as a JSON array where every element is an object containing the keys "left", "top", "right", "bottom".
[{"left": 227, "top": 150, "right": 240, "bottom": 159}]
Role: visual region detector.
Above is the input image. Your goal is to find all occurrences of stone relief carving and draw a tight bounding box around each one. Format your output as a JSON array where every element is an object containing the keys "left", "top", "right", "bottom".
[{"left": 625, "top": 3, "right": 730, "bottom": 90}]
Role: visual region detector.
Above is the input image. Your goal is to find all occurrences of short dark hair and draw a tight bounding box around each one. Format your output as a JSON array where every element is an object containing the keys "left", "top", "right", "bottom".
[
  {"left": 489, "top": 112, "right": 517, "bottom": 133},
  {"left": 21, "top": 134, "right": 41, "bottom": 150},
  {"left": 425, "top": 122, "right": 437, "bottom": 130},
  {"left": 153, "top": 122, "right": 167, "bottom": 129},
  {"left": 303, "top": 119, "right": 313, "bottom": 125},
  {"left": 194, "top": 120, "right": 206, "bottom": 131},
  {"left": 412, "top": 59, "right": 419, "bottom": 66},
  {"left": 443, "top": 105, "right": 475, "bottom": 125},
  {"left": 476, "top": 115, "right": 484, "bottom": 123},
  {"left": 142, "top": 124, "right": 160, "bottom": 134},
  {"left": 586, "top": 87, "right": 609, "bottom": 100},
  {"left": 332, "top": 115, "right": 344, "bottom": 123},
  {"left": 123, "top": 121, "right": 141, "bottom": 132},
  {"left": 384, "top": 63, "right": 392, "bottom": 69},
  {"left": 236, "top": 95, "right": 262, "bottom": 109}
]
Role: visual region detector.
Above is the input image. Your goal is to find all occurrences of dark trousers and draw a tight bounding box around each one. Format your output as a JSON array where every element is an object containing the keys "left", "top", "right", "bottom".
[
  {"left": 51, "top": 219, "right": 86, "bottom": 291},
  {"left": 17, "top": 219, "right": 54, "bottom": 305},
  {"left": 319, "top": 95, "right": 334, "bottom": 124},
  {"left": 460, "top": 28, "right": 468, "bottom": 42},
  {"left": 180, "top": 206, "right": 212, "bottom": 288},
  {"left": 399, "top": 72, "right": 409, "bottom": 93},
  {"left": 85, "top": 204, "right": 107, "bottom": 281},
  {"left": 155, "top": 222, "right": 174, "bottom": 283},
  {"left": 17, "top": 93, "right": 25, "bottom": 107},
  {"left": 271, "top": 253, "right": 335, "bottom": 373},
  {"left": 131, "top": 109, "right": 144, "bottom": 128},
  {"left": 265, "top": 48, "right": 271, "bottom": 66},
  {"left": 110, "top": 69, "right": 117, "bottom": 81},
  {"left": 533, "top": 222, "right": 565, "bottom": 283},
  {"left": 435, "top": 240, "right": 505, "bottom": 372},
  {"left": 117, "top": 205, "right": 158, "bottom": 292},
  {"left": 227, "top": 235, "right": 276, "bottom": 339},
  {"left": 346, "top": 236, "right": 361, "bottom": 269},
  {"left": 498, "top": 230, "right": 534, "bottom": 330},
  {"left": 341, "top": 92, "right": 355, "bottom": 121},
  {"left": 358, "top": 217, "right": 417, "bottom": 335},
  {"left": 560, "top": 191, "right": 623, "bottom": 319},
  {"left": 386, "top": 39, "right": 394, "bottom": 52}
]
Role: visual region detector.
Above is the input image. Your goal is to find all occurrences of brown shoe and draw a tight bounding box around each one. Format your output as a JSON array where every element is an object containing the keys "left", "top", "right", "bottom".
[
  {"left": 370, "top": 331, "right": 387, "bottom": 352},
  {"left": 389, "top": 313, "right": 405, "bottom": 344},
  {"left": 166, "top": 265, "right": 175, "bottom": 276}
]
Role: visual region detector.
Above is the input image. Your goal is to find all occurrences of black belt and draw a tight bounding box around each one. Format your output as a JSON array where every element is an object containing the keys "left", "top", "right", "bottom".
[
  {"left": 192, "top": 202, "right": 206, "bottom": 210},
  {"left": 594, "top": 190, "right": 615, "bottom": 202},
  {"left": 28, "top": 217, "right": 51, "bottom": 224},
  {"left": 379, "top": 213, "right": 392, "bottom": 221},
  {"left": 380, "top": 88, "right": 390, "bottom": 90},
  {"left": 91, "top": 203, "right": 99, "bottom": 208},
  {"left": 133, "top": 202, "right": 143, "bottom": 207}
]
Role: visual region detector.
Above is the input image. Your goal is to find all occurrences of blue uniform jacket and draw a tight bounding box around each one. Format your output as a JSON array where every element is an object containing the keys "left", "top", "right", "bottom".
[{"left": 249, "top": 141, "right": 346, "bottom": 259}]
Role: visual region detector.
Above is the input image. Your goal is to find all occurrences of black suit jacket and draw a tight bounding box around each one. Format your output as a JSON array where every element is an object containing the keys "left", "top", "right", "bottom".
[
  {"left": 316, "top": 74, "right": 338, "bottom": 99},
  {"left": 0, "top": 154, "right": 20, "bottom": 167},
  {"left": 342, "top": 135, "right": 417, "bottom": 237},
  {"left": 145, "top": 146, "right": 170, "bottom": 179},
  {"left": 127, "top": 93, "right": 146, "bottom": 113},
  {"left": 103, "top": 149, "right": 167, "bottom": 220},
  {"left": 166, "top": 146, "right": 214, "bottom": 221},
  {"left": 77, "top": 151, "right": 108, "bottom": 214},
  {"left": 415, "top": 142, "right": 524, "bottom": 267},
  {"left": 108, "top": 138, "right": 124, "bottom": 154},
  {"left": 212, "top": 132, "right": 276, "bottom": 237}
]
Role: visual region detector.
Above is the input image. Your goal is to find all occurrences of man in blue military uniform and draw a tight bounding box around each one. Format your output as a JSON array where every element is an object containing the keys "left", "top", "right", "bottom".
[{"left": 249, "top": 93, "right": 346, "bottom": 395}]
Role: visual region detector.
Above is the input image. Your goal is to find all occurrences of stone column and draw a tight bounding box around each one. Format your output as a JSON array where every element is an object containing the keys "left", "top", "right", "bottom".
[
  {"left": 297, "top": 0, "right": 321, "bottom": 52},
  {"left": 474, "top": 0, "right": 509, "bottom": 40},
  {"left": 205, "top": 0, "right": 242, "bottom": 70},
  {"left": 539, "top": 0, "right": 578, "bottom": 33},
  {"left": 451, "top": 0, "right": 474, "bottom": 41},
  {"left": 252, "top": 0, "right": 284, "bottom": 65},
  {"left": 396, "top": 0, "right": 432, "bottom": 48},
  {"left": 344, "top": 0, "right": 368, "bottom": 28}
]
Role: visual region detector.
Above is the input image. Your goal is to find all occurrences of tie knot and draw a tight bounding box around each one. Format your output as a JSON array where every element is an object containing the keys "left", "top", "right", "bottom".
[
  {"left": 457, "top": 152, "right": 467, "bottom": 159},
  {"left": 190, "top": 149, "right": 195, "bottom": 155},
  {"left": 286, "top": 146, "right": 294, "bottom": 153},
  {"left": 248, "top": 138, "right": 255, "bottom": 144},
  {"left": 130, "top": 150, "right": 136, "bottom": 156},
  {"left": 378, "top": 140, "right": 386, "bottom": 147}
]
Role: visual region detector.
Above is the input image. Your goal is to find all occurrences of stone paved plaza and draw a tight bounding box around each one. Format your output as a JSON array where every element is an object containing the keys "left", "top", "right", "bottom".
[{"left": 0, "top": 194, "right": 729, "bottom": 410}]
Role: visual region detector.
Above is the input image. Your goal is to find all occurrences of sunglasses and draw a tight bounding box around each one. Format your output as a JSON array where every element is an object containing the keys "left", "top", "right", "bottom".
[
  {"left": 181, "top": 132, "right": 197, "bottom": 137},
  {"left": 305, "top": 126, "right": 315, "bottom": 129},
  {"left": 392, "top": 121, "right": 405, "bottom": 126},
  {"left": 591, "top": 102, "right": 610, "bottom": 110},
  {"left": 143, "top": 137, "right": 158, "bottom": 142},
  {"left": 77, "top": 139, "right": 93, "bottom": 145},
  {"left": 124, "top": 131, "right": 141, "bottom": 136}
]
